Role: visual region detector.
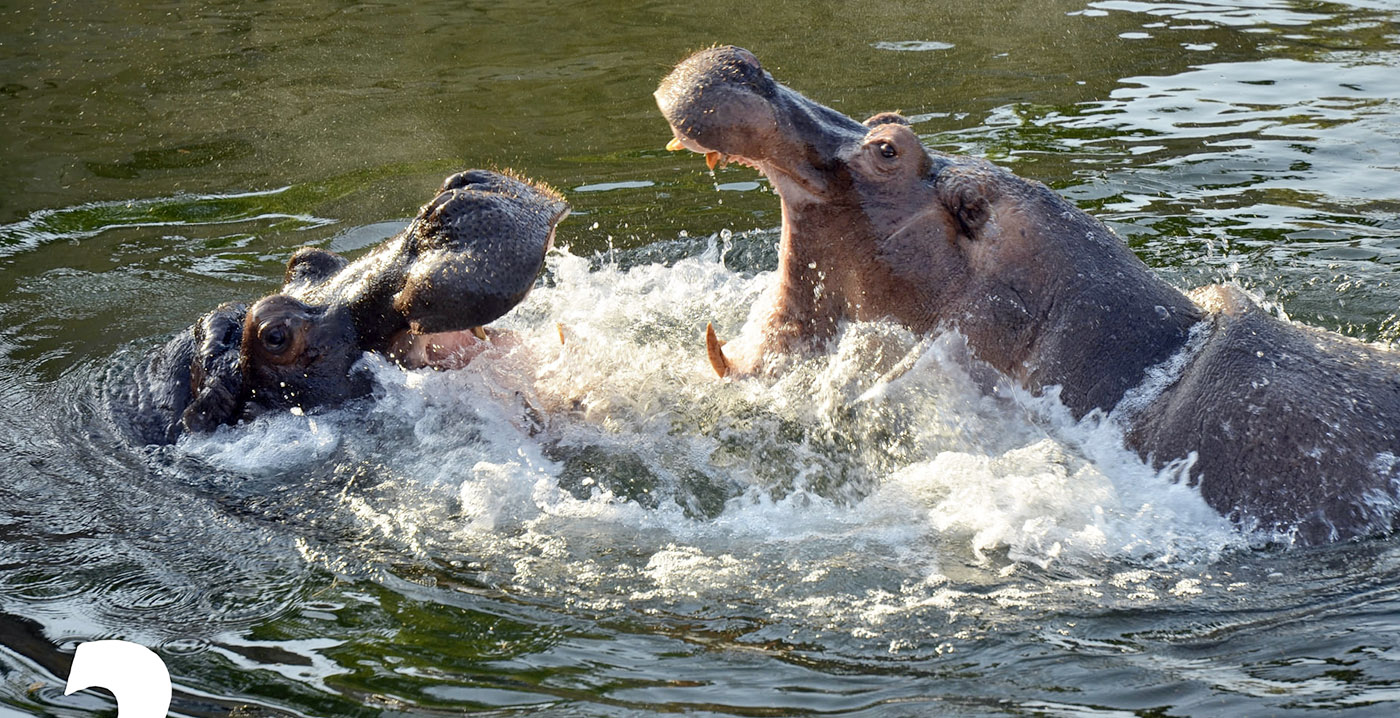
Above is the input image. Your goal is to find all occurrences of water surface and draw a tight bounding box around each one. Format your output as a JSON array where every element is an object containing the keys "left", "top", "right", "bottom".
[{"left": 2, "top": 1, "right": 1400, "bottom": 716}]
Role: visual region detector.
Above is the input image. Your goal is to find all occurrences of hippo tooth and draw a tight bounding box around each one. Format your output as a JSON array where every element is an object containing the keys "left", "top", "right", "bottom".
[
  {"left": 705, "top": 151, "right": 727, "bottom": 171},
  {"left": 472, "top": 326, "right": 488, "bottom": 341},
  {"left": 666, "top": 138, "right": 686, "bottom": 152},
  {"left": 705, "top": 322, "right": 730, "bottom": 378},
  {"left": 556, "top": 322, "right": 566, "bottom": 345}
]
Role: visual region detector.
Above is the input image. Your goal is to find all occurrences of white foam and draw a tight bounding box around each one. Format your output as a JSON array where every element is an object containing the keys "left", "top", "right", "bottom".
[
  {"left": 179, "top": 410, "right": 340, "bottom": 473},
  {"left": 184, "top": 236, "right": 1250, "bottom": 637}
]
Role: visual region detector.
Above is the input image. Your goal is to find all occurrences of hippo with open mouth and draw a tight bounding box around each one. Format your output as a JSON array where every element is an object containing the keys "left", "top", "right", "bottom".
[
  {"left": 110, "top": 170, "right": 568, "bottom": 445},
  {"left": 656, "top": 46, "right": 1400, "bottom": 544}
]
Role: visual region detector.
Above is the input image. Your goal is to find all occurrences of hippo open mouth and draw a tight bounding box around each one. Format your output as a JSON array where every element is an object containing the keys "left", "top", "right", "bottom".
[
  {"left": 654, "top": 46, "right": 1215, "bottom": 419},
  {"left": 121, "top": 170, "right": 568, "bottom": 444},
  {"left": 656, "top": 46, "right": 875, "bottom": 206}
]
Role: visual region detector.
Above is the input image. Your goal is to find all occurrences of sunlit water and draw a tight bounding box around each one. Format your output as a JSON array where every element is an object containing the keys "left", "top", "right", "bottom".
[{"left": 3, "top": 0, "right": 1400, "bottom": 716}]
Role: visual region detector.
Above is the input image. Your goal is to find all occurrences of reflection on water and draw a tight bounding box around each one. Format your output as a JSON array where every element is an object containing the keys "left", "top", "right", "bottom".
[{"left": 2, "top": 0, "right": 1400, "bottom": 716}]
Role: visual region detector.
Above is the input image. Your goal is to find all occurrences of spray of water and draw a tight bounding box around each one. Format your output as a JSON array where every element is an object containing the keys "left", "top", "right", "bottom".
[{"left": 179, "top": 234, "right": 1249, "bottom": 647}]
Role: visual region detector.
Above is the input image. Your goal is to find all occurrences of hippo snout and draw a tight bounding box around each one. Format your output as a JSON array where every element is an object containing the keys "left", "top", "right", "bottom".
[
  {"left": 395, "top": 171, "right": 567, "bottom": 334},
  {"left": 656, "top": 46, "right": 786, "bottom": 162}
]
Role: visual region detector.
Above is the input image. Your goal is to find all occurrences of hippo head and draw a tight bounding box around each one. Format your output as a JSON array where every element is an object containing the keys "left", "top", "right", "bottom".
[
  {"left": 655, "top": 47, "right": 1021, "bottom": 339},
  {"left": 655, "top": 47, "right": 918, "bottom": 208},
  {"left": 660, "top": 49, "right": 1118, "bottom": 358},
  {"left": 179, "top": 170, "right": 568, "bottom": 434}
]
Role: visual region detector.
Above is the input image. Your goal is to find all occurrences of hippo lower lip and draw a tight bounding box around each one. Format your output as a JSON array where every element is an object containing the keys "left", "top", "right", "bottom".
[{"left": 663, "top": 138, "right": 823, "bottom": 205}]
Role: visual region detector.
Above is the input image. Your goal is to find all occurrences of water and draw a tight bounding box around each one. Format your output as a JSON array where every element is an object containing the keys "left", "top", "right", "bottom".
[{"left": 3, "top": 0, "right": 1400, "bottom": 715}]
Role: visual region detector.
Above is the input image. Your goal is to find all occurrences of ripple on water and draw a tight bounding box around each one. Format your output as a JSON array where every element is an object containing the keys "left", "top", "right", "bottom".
[
  {"left": 871, "top": 40, "right": 955, "bottom": 52},
  {"left": 100, "top": 568, "right": 201, "bottom": 617},
  {"left": 159, "top": 636, "right": 211, "bottom": 656},
  {"left": 0, "top": 567, "right": 90, "bottom": 603}
]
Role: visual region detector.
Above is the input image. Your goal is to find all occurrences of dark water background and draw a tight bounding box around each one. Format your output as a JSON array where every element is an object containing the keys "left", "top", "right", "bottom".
[{"left": 3, "top": 1, "right": 1400, "bottom": 716}]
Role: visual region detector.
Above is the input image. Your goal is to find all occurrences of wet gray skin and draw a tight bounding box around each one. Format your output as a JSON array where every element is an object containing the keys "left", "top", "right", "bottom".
[
  {"left": 656, "top": 46, "right": 1400, "bottom": 544},
  {"left": 110, "top": 170, "right": 568, "bottom": 445}
]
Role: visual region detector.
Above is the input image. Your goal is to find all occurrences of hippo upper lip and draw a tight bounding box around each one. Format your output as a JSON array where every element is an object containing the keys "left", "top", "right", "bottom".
[
  {"left": 666, "top": 134, "right": 830, "bottom": 204},
  {"left": 662, "top": 125, "right": 828, "bottom": 201}
]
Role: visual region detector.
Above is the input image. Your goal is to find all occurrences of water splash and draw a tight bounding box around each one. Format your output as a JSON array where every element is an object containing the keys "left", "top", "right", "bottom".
[{"left": 179, "top": 235, "right": 1248, "bottom": 648}]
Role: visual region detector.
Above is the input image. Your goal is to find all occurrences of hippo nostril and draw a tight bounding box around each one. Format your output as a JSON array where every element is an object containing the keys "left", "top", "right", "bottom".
[
  {"left": 439, "top": 169, "right": 499, "bottom": 193},
  {"left": 717, "top": 48, "right": 767, "bottom": 87},
  {"left": 439, "top": 173, "right": 472, "bottom": 192},
  {"left": 423, "top": 191, "right": 456, "bottom": 215},
  {"left": 731, "top": 47, "right": 761, "bottom": 70}
]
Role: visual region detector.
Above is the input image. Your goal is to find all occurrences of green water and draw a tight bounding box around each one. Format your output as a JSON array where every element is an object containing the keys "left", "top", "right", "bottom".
[{"left": 3, "top": 1, "right": 1400, "bottom": 716}]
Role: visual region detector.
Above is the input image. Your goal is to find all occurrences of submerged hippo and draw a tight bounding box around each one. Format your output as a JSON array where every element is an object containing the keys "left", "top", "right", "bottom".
[
  {"left": 656, "top": 46, "right": 1400, "bottom": 544},
  {"left": 111, "top": 170, "right": 568, "bottom": 445}
]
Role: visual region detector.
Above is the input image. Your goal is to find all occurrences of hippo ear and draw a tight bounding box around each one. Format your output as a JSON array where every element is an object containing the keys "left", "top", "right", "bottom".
[
  {"left": 935, "top": 165, "right": 993, "bottom": 239},
  {"left": 952, "top": 193, "right": 989, "bottom": 238},
  {"left": 284, "top": 247, "right": 348, "bottom": 291},
  {"left": 181, "top": 302, "right": 247, "bottom": 433},
  {"left": 391, "top": 172, "right": 568, "bottom": 333},
  {"left": 863, "top": 112, "right": 910, "bottom": 128}
]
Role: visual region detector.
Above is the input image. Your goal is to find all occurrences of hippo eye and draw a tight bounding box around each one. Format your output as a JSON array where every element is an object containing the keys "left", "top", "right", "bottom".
[
  {"left": 261, "top": 324, "right": 291, "bottom": 354},
  {"left": 878, "top": 141, "right": 897, "bottom": 159}
]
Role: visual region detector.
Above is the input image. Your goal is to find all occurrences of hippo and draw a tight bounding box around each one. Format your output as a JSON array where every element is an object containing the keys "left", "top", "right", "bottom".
[
  {"left": 109, "top": 170, "right": 568, "bottom": 445},
  {"left": 656, "top": 46, "right": 1400, "bottom": 545}
]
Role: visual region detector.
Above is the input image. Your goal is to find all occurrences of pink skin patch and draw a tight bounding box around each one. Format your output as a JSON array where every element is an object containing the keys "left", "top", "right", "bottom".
[{"left": 389, "top": 328, "right": 516, "bottom": 370}]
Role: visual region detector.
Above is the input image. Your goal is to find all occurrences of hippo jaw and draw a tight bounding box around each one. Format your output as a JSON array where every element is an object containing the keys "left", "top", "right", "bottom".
[{"left": 175, "top": 169, "right": 569, "bottom": 436}]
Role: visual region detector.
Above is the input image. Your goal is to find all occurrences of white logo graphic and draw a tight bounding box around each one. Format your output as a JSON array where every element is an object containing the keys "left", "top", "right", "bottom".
[{"left": 64, "top": 640, "right": 171, "bottom": 717}]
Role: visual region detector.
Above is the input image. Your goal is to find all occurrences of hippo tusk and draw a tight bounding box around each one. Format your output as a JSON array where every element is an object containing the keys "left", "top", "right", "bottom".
[
  {"left": 556, "top": 322, "right": 566, "bottom": 345},
  {"left": 666, "top": 136, "right": 729, "bottom": 170},
  {"left": 472, "top": 326, "right": 488, "bottom": 341},
  {"left": 705, "top": 322, "right": 730, "bottom": 378}
]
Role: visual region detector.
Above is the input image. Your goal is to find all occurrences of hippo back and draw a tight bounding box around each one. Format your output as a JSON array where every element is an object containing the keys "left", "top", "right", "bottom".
[{"left": 1127, "top": 288, "right": 1400, "bottom": 543}]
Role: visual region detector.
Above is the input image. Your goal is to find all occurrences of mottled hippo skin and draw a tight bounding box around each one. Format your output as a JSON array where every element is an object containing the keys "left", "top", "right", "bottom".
[
  {"left": 111, "top": 170, "right": 567, "bottom": 445},
  {"left": 657, "top": 46, "right": 1400, "bottom": 544}
]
